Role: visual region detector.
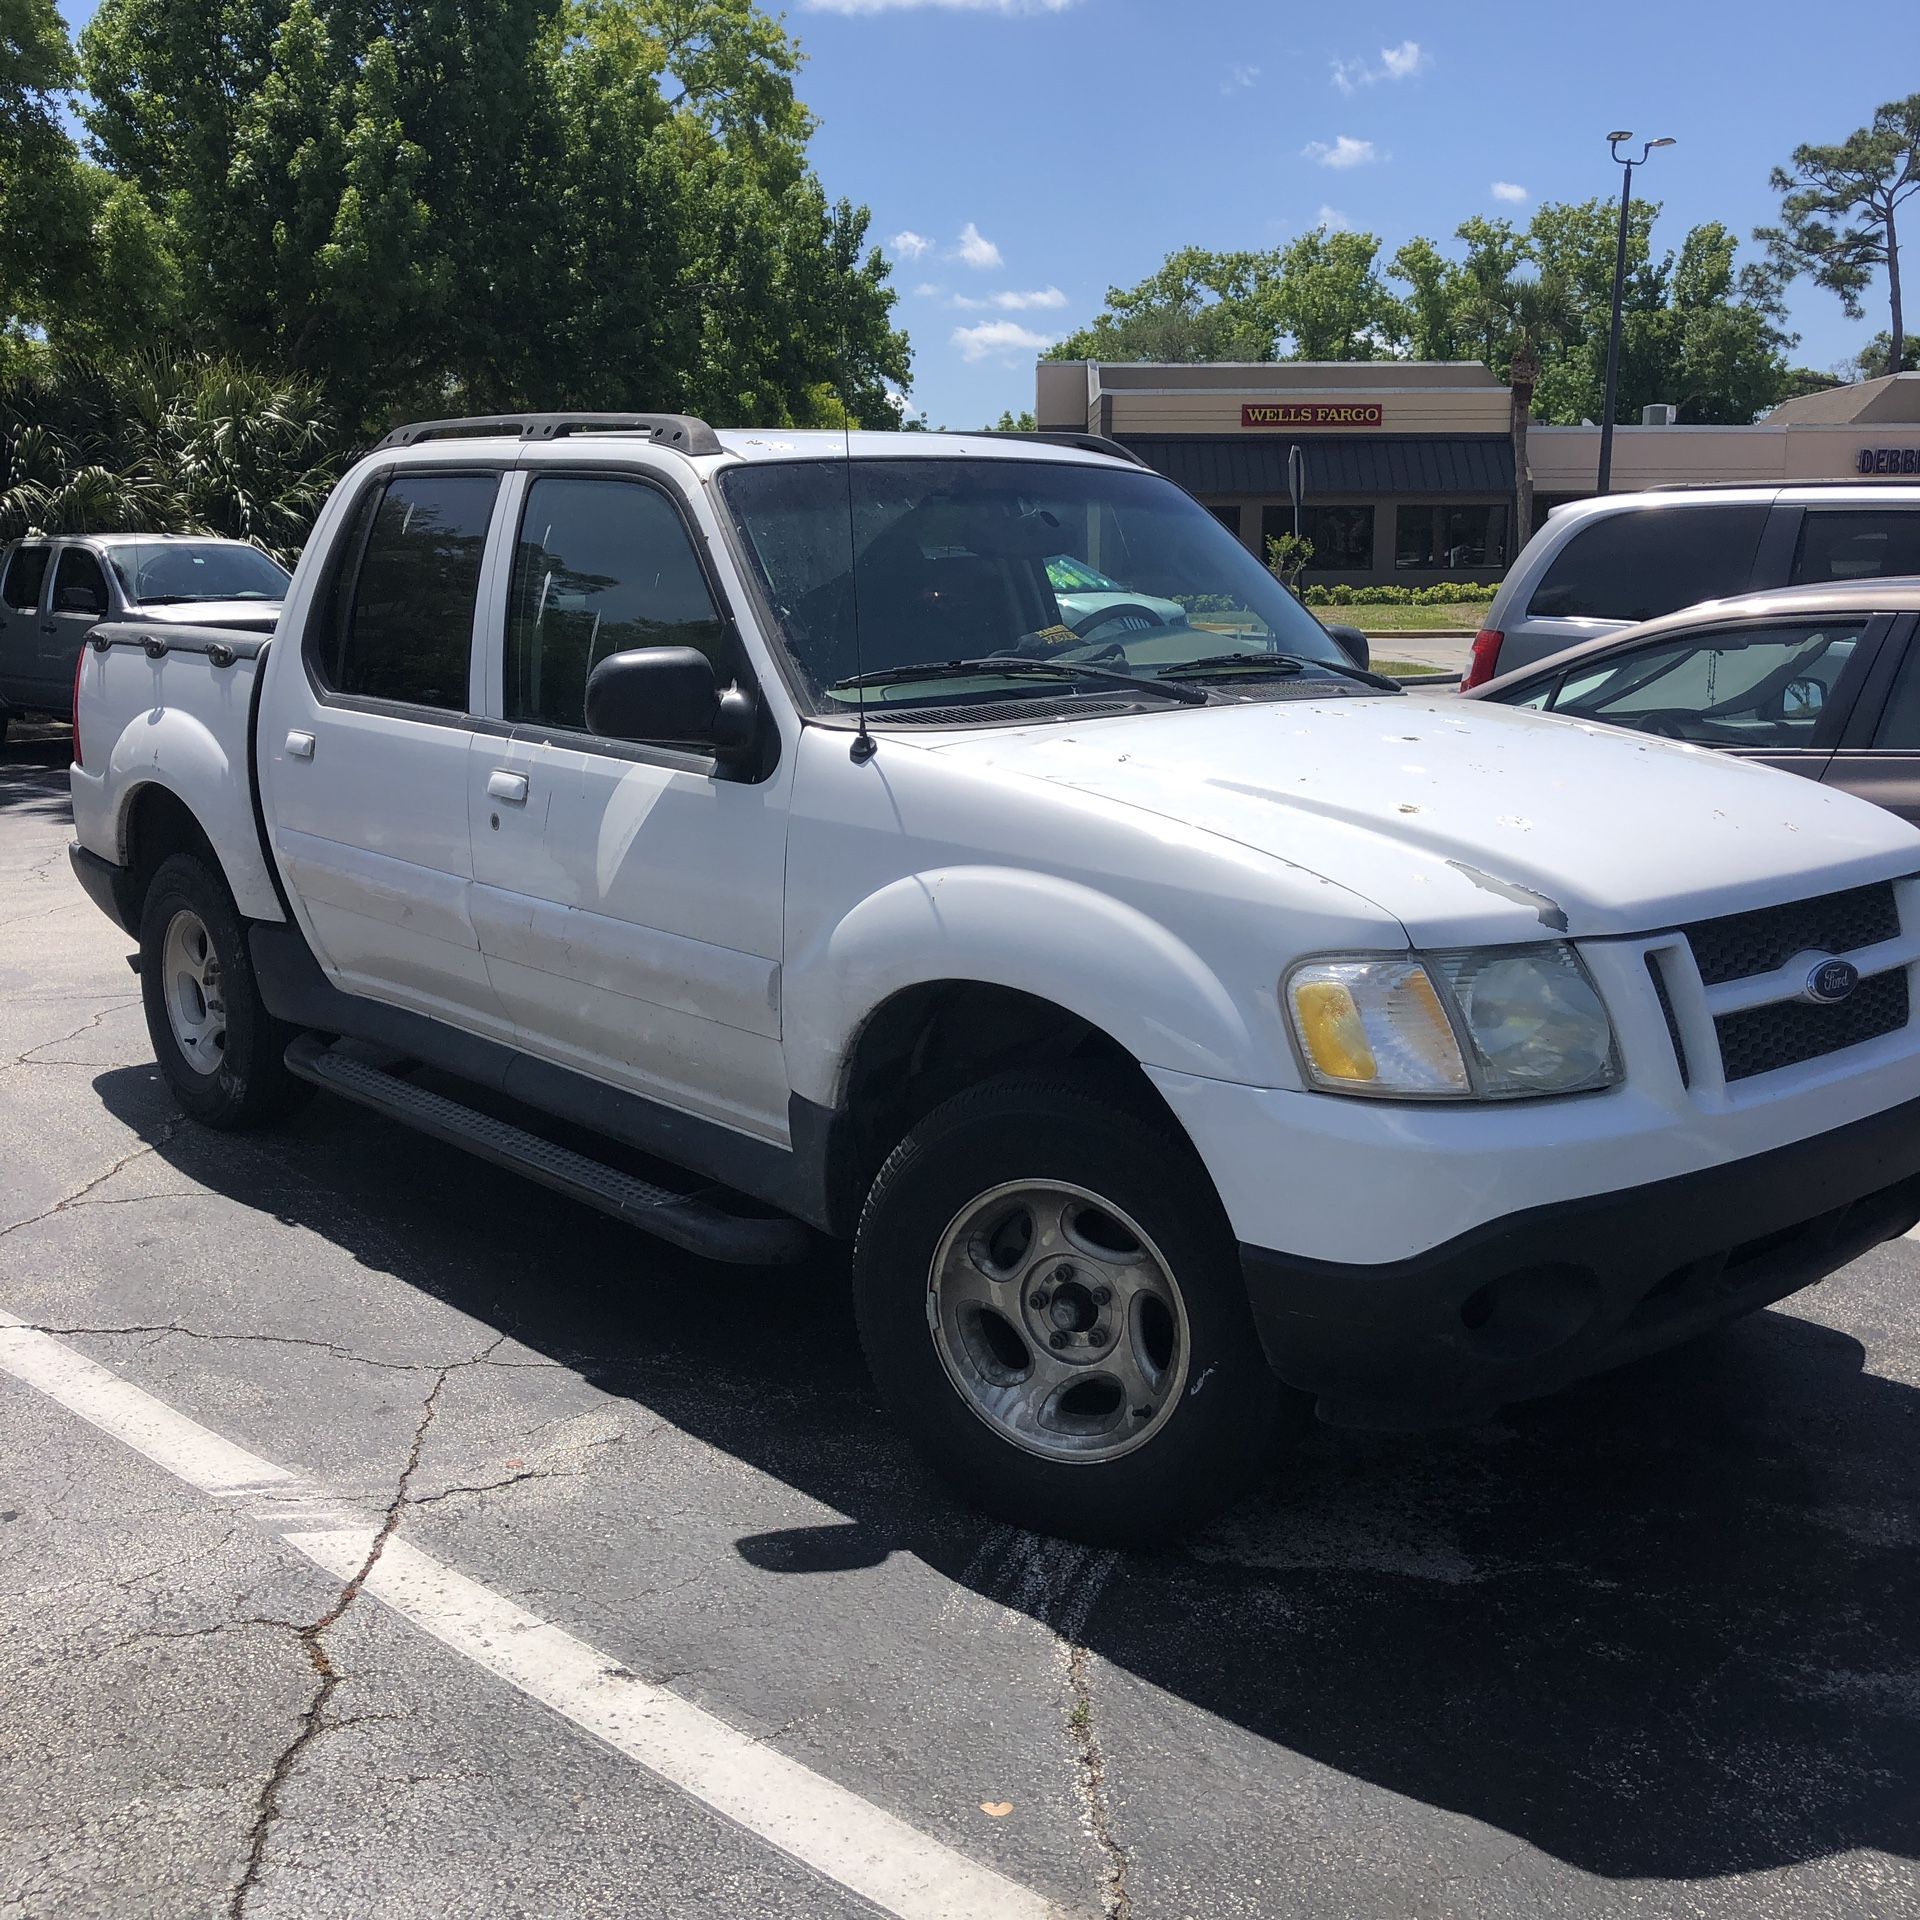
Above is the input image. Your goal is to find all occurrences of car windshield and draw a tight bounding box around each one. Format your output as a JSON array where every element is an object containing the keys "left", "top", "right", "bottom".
[
  {"left": 109, "top": 542, "right": 290, "bottom": 605},
  {"left": 719, "top": 456, "right": 1351, "bottom": 712}
]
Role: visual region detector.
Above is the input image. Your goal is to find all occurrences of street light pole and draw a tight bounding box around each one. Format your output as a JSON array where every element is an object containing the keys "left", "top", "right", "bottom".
[{"left": 1596, "top": 131, "right": 1675, "bottom": 494}]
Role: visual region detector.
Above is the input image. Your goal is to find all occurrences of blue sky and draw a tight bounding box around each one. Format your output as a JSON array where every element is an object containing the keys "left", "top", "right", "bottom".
[{"left": 58, "top": 0, "right": 1920, "bottom": 428}]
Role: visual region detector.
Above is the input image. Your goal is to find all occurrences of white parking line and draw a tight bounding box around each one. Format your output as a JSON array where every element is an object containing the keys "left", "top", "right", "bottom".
[
  {"left": 0, "top": 1315, "right": 1061, "bottom": 1920},
  {"left": 0, "top": 1315, "right": 295, "bottom": 1495}
]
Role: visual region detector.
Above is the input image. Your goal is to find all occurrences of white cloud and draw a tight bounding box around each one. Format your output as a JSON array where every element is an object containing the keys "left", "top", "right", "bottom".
[
  {"left": 1331, "top": 40, "right": 1427, "bottom": 93},
  {"left": 952, "top": 320, "right": 1060, "bottom": 363},
  {"left": 952, "top": 286, "right": 1068, "bottom": 311},
  {"left": 952, "top": 221, "right": 1004, "bottom": 270},
  {"left": 890, "top": 229, "right": 932, "bottom": 259},
  {"left": 804, "top": 0, "right": 1078, "bottom": 13},
  {"left": 1491, "top": 180, "right": 1528, "bottom": 203},
  {"left": 912, "top": 281, "right": 944, "bottom": 298},
  {"left": 885, "top": 389, "right": 926, "bottom": 423},
  {"left": 1222, "top": 63, "right": 1259, "bottom": 94},
  {"left": 1303, "top": 135, "right": 1377, "bottom": 170},
  {"left": 1316, "top": 205, "right": 1350, "bottom": 232}
]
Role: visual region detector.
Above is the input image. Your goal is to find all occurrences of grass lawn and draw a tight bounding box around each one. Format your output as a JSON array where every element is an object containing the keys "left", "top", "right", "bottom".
[
  {"left": 1329, "top": 601, "right": 1491, "bottom": 633},
  {"left": 1373, "top": 658, "right": 1453, "bottom": 679}
]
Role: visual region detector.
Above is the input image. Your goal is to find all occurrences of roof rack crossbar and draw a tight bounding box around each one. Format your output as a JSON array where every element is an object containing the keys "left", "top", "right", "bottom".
[
  {"left": 375, "top": 412, "right": 724, "bottom": 456},
  {"left": 1641, "top": 477, "right": 1908, "bottom": 493},
  {"left": 985, "top": 430, "right": 1148, "bottom": 468}
]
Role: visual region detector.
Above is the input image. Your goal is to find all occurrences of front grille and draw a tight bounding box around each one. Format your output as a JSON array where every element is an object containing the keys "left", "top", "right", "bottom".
[
  {"left": 1685, "top": 883, "right": 1900, "bottom": 987},
  {"left": 1715, "top": 969, "right": 1909, "bottom": 1082}
]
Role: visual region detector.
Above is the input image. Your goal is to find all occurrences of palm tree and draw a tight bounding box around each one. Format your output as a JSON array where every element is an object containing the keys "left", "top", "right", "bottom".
[{"left": 1459, "top": 273, "right": 1575, "bottom": 560}]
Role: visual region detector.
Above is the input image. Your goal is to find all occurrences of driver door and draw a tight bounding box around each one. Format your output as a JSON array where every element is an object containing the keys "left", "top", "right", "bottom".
[
  {"left": 43, "top": 545, "right": 114, "bottom": 706},
  {"left": 1538, "top": 615, "right": 1876, "bottom": 783}
]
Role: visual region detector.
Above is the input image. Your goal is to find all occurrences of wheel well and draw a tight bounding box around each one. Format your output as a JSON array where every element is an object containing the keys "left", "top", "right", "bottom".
[
  {"left": 827, "top": 981, "right": 1184, "bottom": 1232},
  {"left": 123, "top": 785, "right": 220, "bottom": 906}
]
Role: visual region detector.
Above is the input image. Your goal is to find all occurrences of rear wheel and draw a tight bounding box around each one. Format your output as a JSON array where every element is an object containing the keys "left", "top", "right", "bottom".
[
  {"left": 138, "top": 853, "right": 311, "bottom": 1128},
  {"left": 852, "top": 1072, "right": 1281, "bottom": 1543}
]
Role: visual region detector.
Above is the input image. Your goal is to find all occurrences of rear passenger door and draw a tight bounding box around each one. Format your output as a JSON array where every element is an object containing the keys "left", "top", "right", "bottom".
[
  {"left": 259, "top": 466, "right": 516, "bottom": 1038},
  {"left": 0, "top": 544, "right": 53, "bottom": 704}
]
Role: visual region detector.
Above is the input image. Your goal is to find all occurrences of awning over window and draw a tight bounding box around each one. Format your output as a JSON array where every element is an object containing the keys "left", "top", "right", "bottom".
[{"left": 1122, "top": 435, "right": 1516, "bottom": 498}]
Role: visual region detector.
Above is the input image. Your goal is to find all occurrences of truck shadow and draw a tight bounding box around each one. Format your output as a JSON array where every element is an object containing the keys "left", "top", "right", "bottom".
[
  {"left": 0, "top": 726, "right": 75, "bottom": 825},
  {"left": 92, "top": 1063, "right": 1920, "bottom": 1887}
]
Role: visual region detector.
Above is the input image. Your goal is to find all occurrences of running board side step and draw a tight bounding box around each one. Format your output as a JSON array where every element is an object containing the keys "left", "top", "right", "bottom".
[{"left": 284, "top": 1035, "right": 811, "bottom": 1266}]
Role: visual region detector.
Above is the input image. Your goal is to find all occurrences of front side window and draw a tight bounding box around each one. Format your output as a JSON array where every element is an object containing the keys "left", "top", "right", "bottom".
[
  {"left": 1540, "top": 619, "right": 1866, "bottom": 748},
  {"left": 1396, "top": 503, "right": 1508, "bottom": 573},
  {"left": 1868, "top": 639, "right": 1920, "bottom": 749},
  {"left": 1264, "top": 504, "right": 1374, "bottom": 571},
  {"left": 1527, "top": 505, "right": 1768, "bottom": 622},
  {"left": 1791, "top": 511, "right": 1920, "bottom": 585},
  {"left": 2, "top": 545, "right": 50, "bottom": 613},
  {"left": 51, "top": 547, "right": 109, "bottom": 615},
  {"left": 721, "top": 457, "right": 1352, "bottom": 713},
  {"left": 109, "top": 542, "right": 289, "bottom": 606},
  {"left": 319, "top": 472, "right": 498, "bottom": 710},
  {"left": 505, "top": 476, "right": 727, "bottom": 730}
]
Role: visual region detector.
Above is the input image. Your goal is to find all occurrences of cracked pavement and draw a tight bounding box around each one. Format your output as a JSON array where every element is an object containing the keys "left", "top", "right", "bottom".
[{"left": 4, "top": 723, "right": 1920, "bottom": 1919}]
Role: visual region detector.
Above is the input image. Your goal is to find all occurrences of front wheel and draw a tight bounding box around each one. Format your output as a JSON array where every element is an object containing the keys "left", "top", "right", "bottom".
[
  {"left": 852, "top": 1072, "right": 1281, "bottom": 1543},
  {"left": 138, "top": 852, "right": 312, "bottom": 1129}
]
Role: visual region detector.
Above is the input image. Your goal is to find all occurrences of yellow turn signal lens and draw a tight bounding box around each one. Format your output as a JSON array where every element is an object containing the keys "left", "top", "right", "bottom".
[
  {"left": 1291, "top": 981, "right": 1377, "bottom": 1082},
  {"left": 1286, "top": 959, "right": 1470, "bottom": 1095}
]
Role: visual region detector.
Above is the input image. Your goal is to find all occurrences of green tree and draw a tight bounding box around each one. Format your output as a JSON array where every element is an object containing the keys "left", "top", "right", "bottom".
[
  {"left": 1049, "top": 247, "right": 1280, "bottom": 363},
  {"left": 1264, "top": 229, "right": 1396, "bottom": 360},
  {"left": 1761, "top": 94, "right": 1920, "bottom": 375},
  {"left": 1, "top": 0, "right": 77, "bottom": 342}
]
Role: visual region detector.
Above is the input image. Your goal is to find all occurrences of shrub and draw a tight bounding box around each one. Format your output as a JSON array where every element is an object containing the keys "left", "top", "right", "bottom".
[{"left": 1299, "top": 582, "right": 1501, "bottom": 607}]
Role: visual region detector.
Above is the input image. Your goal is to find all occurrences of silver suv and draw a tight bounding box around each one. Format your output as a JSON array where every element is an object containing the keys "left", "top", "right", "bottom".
[
  {"left": 1463, "top": 483, "right": 1920, "bottom": 688},
  {"left": 0, "top": 533, "right": 288, "bottom": 741}
]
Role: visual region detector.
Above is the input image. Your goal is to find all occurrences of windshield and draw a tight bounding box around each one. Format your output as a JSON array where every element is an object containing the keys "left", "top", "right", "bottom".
[
  {"left": 110, "top": 542, "right": 290, "bottom": 605},
  {"left": 720, "top": 457, "right": 1350, "bottom": 711}
]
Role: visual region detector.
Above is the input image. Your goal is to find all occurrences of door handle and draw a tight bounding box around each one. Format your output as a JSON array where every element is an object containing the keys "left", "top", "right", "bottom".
[
  {"left": 487, "top": 770, "right": 530, "bottom": 804},
  {"left": 285, "top": 730, "right": 316, "bottom": 759}
]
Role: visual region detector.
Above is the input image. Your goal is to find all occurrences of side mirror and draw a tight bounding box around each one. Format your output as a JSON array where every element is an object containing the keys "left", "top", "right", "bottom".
[
  {"left": 1324, "top": 622, "right": 1370, "bottom": 671},
  {"left": 585, "top": 646, "right": 757, "bottom": 763},
  {"left": 1782, "top": 677, "right": 1824, "bottom": 718},
  {"left": 57, "top": 585, "right": 104, "bottom": 616}
]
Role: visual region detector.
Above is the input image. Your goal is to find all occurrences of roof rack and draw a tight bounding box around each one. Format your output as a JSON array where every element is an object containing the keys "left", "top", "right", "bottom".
[
  {"left": 374, "top": 412, "right": 725, "bottom": 456},
  {"left": 984, "top": 430, "right": 1148, "bottom": 468},
  {"left": 1640, "top": 476, "right": 1903, "bottom": 493}
]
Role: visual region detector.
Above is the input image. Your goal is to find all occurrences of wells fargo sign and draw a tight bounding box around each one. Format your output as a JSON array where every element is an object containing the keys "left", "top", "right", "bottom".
[{"left": 1242, "top": 402, "right": 1384, "bottom": 429}]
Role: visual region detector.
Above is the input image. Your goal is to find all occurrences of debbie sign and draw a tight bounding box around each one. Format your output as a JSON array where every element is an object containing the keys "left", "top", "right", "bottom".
[{"left": 1857, "top": 447, "right": 1920, "bottom": 474}]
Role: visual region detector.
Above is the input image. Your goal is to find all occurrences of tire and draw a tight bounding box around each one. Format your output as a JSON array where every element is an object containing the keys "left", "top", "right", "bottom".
[
  {"left": 138, "top": 852, "right": 312, "bottom": 1129},
  {"left": 852, "top": 1071, "right": 1282, "bottom": 1544}
]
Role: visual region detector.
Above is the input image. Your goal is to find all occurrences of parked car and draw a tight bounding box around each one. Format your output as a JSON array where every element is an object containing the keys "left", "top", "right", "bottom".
[
  {"left": 0, "top": 533, "right": 288, "bottom": 741},
  {"left": 66, "top": 415, "right": 1920, "bottom": 1541},
  {"left": 1463, "top": 581, "right": 1920, "bottom": 825},
  {"left": 1462, "top": 481, "right": 1920, "bottom": 688}
]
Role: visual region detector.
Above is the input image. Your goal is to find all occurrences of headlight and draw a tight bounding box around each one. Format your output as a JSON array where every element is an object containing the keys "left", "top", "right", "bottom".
[{"left": 1285, "top": 944, "right": 1618, "bottom": 1099}]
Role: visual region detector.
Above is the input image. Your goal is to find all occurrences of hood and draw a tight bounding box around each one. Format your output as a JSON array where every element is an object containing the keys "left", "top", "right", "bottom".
[
  {"left": 923, "top": 692, "right": 1920, "bottom": 945},
  {"left": 132, "top": 600, "right": 281, "bottom": 632}
]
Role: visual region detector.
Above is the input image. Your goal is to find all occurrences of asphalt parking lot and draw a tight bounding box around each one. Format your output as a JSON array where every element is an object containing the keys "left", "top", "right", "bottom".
[{"left": 3, "top": 721, "right": 1918, "bottom": 1920}]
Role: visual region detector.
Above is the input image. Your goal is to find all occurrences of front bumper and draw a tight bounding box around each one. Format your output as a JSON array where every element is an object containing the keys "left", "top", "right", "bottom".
[{"left": 1241, "top": 1091, "right": 1920, "bottom": 1426}]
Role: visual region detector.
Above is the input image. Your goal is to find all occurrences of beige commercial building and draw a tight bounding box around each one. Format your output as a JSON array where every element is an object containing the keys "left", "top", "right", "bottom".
[{"left": 1034, "top": 359, "right": 1920, "bottom": 588}]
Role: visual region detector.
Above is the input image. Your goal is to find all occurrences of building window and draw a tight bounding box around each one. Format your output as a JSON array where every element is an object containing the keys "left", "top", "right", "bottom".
[
  {"left": 1261, "top": 503, "right": 1374, "bottom": 571},
  {"left": 1207, "top": 504, "right": 1246, "bottom": 545},
  {"left": 1395, "top": 503, "right": 1510, "bottom": 572}
]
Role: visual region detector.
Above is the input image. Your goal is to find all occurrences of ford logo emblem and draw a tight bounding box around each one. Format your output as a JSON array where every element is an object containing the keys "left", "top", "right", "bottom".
[{"left": 1806, "top": 958, "right": 1860, "bottom": 1005}]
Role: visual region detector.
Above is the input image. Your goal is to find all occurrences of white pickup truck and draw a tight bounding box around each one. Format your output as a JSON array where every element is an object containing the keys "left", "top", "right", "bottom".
[{"left": 68, "top": 413, "right": 1920, "bottom": 1540}]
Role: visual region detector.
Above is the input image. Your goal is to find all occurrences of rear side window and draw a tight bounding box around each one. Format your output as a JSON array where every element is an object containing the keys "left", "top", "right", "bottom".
[
  {"left": 52, "top": 547, "right": 110, "bottom": 615},
  {"left": 1792, "top": 510, "right": 1920, "bottom": 584},
  {"left": 2, "top": 545, "right": 50, "bottom": 613},
  {"left": 505, "top": 476, "right": 727, "bottom": 730},
  {"left": 1526, "top": 505, "right": 1768, "bottom": 623},
  {"left": 317, "top": 472, "right": 499, "bottom": 710}
]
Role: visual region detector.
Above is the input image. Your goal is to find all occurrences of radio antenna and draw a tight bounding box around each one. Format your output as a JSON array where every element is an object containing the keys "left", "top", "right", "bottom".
[{"left": 844, "top": 421, "right": 876, "bottom": 764}]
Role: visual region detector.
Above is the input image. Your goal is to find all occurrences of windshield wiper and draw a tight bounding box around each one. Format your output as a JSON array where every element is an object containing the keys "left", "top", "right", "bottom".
[
  {"left": 828, "top": 657, "right": 1208, "bottom": 707},
  {"left": 1164, "top": 651, "right": 1402, "bottom": 693}
]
